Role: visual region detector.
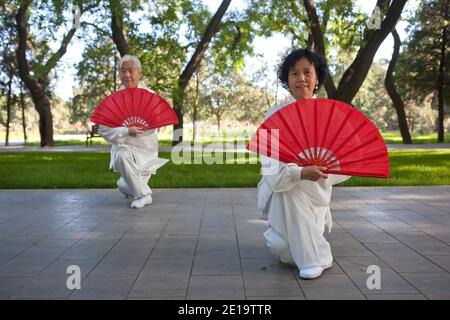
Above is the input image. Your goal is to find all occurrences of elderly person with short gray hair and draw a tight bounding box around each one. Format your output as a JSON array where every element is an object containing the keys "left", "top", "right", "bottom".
[{"left": 99, "top": 54, "right": 166, "bottom": 209}]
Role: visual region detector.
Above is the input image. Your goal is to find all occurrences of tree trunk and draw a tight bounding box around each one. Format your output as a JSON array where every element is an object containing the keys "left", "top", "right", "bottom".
[
  {"left": 35, "top": 96, "right": 54, "bottom": 147},
  {"left": 192, "top": 109, "right": 197, "bottom": 141},
  {"left": 385, "top": 29, "right": 412, "bottom": 144},
  {"left": 192, "top": 72, "right": 200, "bottom": 141},
  {"left": 109, "top": 0, "right": 129, "bottom": 57},
  {"left": 20, "top": 82, "right": 27, "bottom": 143},
  {"left": 306, "top": 33, "right": 314, "bottom": 51},
  {"left": 16, "top": 0, "right": 78, "bottom": 147},
  {"left": 113, "top": 49, "right": 118, "bottom": 92},
  {"left": 302, "top": 0, "right": 337, "bottom": 97},
  {"left": 303, "top": 0, "right": 407, "bottom": 103},
  {"left": 172, "top": 0, "right": 232, "bottom": 145},
  {"left": 4, "top": 70, "right": 13, "bottom": 146},
  {"left": 437, "top": 1, "right": 448, "bottom": 143},
  {"left": 216, "top": 114, "right": 221, "bottom": 132},
  {"left": 16, "top": 1, "right": 54, "bottom": 146}
]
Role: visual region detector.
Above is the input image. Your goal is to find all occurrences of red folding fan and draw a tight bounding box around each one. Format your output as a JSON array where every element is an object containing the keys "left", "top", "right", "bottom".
[
  {"left": 90, "top": 88, "right": 178, "bottom": 130},
  {"left": 247, "top": 98, "right": 390, "bottom": 178}
]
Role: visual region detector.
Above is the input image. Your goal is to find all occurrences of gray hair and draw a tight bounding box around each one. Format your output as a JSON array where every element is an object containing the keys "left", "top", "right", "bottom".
[{"left": 119, "top": 54, "right": 142, "bottom": 73}]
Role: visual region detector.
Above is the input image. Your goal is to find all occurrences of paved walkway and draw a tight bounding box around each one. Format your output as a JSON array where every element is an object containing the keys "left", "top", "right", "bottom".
[
  {"left": 0, "top": 143, "right": 449, "bottom": 153},
  {"left": 1, "top": 187, "right": 450, "bottom": 300}
]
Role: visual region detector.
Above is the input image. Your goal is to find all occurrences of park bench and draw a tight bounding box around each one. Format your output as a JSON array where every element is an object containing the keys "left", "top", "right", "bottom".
[{"left": 86, "top": 124, "right": 102, "bottom": 146}]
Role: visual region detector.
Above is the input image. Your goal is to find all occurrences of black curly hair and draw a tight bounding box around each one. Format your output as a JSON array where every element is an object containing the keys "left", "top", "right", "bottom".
[{"left": 277, "top": 48, "right": 329, "bottom": 93}]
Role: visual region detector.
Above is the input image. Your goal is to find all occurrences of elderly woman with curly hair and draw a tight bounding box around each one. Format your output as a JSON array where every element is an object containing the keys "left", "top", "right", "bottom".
[{"left": 257, "top": 48, "right": 350, "bottom": 279}]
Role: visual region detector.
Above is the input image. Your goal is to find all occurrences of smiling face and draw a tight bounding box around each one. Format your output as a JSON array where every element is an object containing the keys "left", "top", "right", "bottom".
[
  {"left": 287, "top": 58, "right": 319, "bottom": 101},
  {"left": 119, "top": 60, "right": 141, "bottom": 89}
]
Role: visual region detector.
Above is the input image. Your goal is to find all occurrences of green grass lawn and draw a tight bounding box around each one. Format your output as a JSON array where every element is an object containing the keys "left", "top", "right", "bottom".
[
  {"left": 18, "top": 131, "right": 450, "bottom": 147},
  {"left": 381, "top": 132, "right": 450, "bottom": 144},
  {"left": 0, "top": 150, "right": 449, "bottom": 188}
]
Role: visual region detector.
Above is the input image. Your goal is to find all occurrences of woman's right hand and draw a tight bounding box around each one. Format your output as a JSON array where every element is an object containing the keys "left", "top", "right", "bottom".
[
  {"left": 128, "top": 126, "right": 144, "bottom": 137},
  {"left": 300, "top": 166, "right": 328, "bottom": 181}
]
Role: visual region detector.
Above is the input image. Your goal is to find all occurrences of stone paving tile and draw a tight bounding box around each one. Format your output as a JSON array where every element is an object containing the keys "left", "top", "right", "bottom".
[
  {"left": 129, "top": 259, "right": 192, "bottom": 298},
  {"left": 107, "top": 237, "right": 158, "bottom": 253},
  {"left": 241, "top": 258, "right": 304, "bottom": 298},
  {"left": 347, "top": 230, "right": 399, "bottom": 244},
  {"left": 399, "top": 273, "right": 450, "bottom": 299},
  {"left": 363, "top": 242, "right": 419, "bottom": 257},
  {"left": 127, "top": 296, "right": 186, "bottom": 300},
  {"left": 192, "top": 254, "right": 241, "bottom": 276},
  {"left": 0, "top": 260, "right": 50, "bottom": 277},
  {"left": 198, "top": 225, "right": 236, "bottom": 240},
  {"left": 163, "top": 219, "right": 201, "bottom": 237},
  {"left": 388, "top": 231, "right": 450, "bottom": 256},
  {"left": 71, "top": 276, "right": 136, "bottom": 297},
  {"left": 386, "top": 255, "right": 446, "bottom": 273},
  {"left": 186, "top": 275, "right": 245, "bottom": 300},
  {"left": 334, "top": 256, "right": 420, "bottom": 296},
  {"left": 365, "top": 293, "right": 428, "bottom": 300},
  {"left": 88, "top": 260, "right": 146, "bottom": 279},
  {"left": 329, "top": 234, "right": 375, "bottom": 257},
  {"left": 0, "top": 276, "right": 33, "bottom": 295},
  {"left": 301, "top": 287, "right": 366, "bottom": 300},
  {"left": 69, "top": 291, "right": 129, "bottom": 300},
  {"left": 425, "top": 255, "right": 450, "bottom": 273},
  {"left": 195, "top": 238, "right": 239, "bottom": 257},
  {"left": 58, "top": 238, "right": 118, "bottom": 261},
  {"left": 150, "top": 236, "right": 197, "bottom": 260},
  {"left": 8, "top": 290, "right": 71, "bottom": 300},
  {"left": 363, "top": 243, "right": 446, "bottom": 273},
  {"left": 296, "top": 272, "right": 358, "bottom": 290},
  {"left": 235, "top": 218, "right": 268, "bottom": 240},
  {"left": 237, "top": 238, "right": 274, "bottom": 259},
  {"left": 0, "top": 238, "right": 38, "bottom": 260},
  {"left": 246, "top": 295, "right": 306, "bottom": 300},
  {"left": 13, "top": 273, "right": 72, "bottom": 297},
  {"left": 1, "top": 187, "right": 449, "bottom": 300},
  {"left": 41, "top": 259, "right": 98, "bottom": 281}
]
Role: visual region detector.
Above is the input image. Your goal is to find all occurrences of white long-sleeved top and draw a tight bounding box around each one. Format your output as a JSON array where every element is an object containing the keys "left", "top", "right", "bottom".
[{"left": 98, "top": 82, "right": 168, "bottom": 175}]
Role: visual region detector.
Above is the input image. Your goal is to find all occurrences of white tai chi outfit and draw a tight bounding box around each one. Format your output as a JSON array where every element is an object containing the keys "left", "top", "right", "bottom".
[
  {"left": 99, "top": 82, "right": 168, "bottom": 199},
  {"left": 257, "top": 97, "right": 350, "bottom": 270}
]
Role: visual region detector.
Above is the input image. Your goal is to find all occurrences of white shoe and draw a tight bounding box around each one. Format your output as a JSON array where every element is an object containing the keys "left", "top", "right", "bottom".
[
  {"left": 299, "top": 262, "right": 332, "bottom": 279},
  {"left": 130, "top": 194, "right": 153, "bottom": 209}
]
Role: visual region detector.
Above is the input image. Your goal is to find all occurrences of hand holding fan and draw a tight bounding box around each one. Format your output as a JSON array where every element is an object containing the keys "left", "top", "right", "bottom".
[
  {"left": 90, "top": 88, "right": 178, "bottom": 130},
  {"left": 247, "top": 98, "right": 390, "bottom": 178}
]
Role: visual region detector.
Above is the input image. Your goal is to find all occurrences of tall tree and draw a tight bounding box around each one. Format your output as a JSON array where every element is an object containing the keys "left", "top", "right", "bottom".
[
  {"left": 107, "top": 0, "right": 255, "bottom": 144},
  {"left": 19, "top": 82, "right": 27, "bottom": 143},
  {"left": 384, "top": 29, "right": 412, "bottom": 144},
  {"left": 303, "top": 0, "right": 407, "bottom": 103},
  {"left": 396, "top": 0, "right": 449, "bottom": 142},
  {"left": 3, "top": 63, "right": 13, "bottom": 146},
  {"left": 0, "top": 1, "right": 18, "bottom": 146},
  {"left": 437, "top": 0, "right": 449, "bottom": 142},
  {"left": 109, "top": 0, "right": 129, "bottom": 57},
  {"left": 15, "top": 0, "right": 94, "bottom": 146},
  {"left": 71, "top": 38, "right": 120, "bottom": 125},
  {"left": 250, "top": 0, "right": 407, "bottom": 104},
  {"left": 172, "top": 0, "right": 232, "bottom": 144}
]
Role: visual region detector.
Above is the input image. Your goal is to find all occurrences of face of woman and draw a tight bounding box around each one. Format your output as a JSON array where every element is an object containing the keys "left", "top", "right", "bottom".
[
  {"left": 287, "top": 58, "right": 319, "bottom": 101},
  {"left": 119, "top": 61, "right": 141, "bottom": 88}
]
